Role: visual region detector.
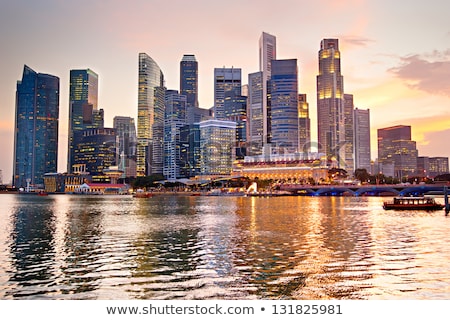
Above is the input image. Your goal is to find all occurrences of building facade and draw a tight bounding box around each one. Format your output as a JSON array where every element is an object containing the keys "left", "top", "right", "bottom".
[
  {"left": 180, "top": 54, "right": 198, "bottom": 109},
  {"left": 199, "top": 120, "right": 236, "bottom": 176},
  {"left": 247, "top": 71, "right": 264, "bottom": 156},
  {"left": 180, "top": 124, "right": 201, "bottom": 178},
  {"left": 13, "top": 65, "right": 59, "bottom": 188},
  {"left": 269, "top": 59, "right": 299, "bottom": 154},
  {"left": 214, "top": 67, "right": 241, "bottom": 120},
  {"left": 353, "top": 108, "right": 371, "bottom": 173},
  {"left": 377, "top": 125, "right": 418, "bottom": 179},
  {"left": 68, "top": 69, "right": 102, "bottom": 173},
  {"left": 343, "top": 94, "right": 355, "bottom": 173},
  {"left": 298, "top": 94, "right": 311, "bottom": 153},
  {"left": 113, "top": 116, "right": 137, "bottom": 177},
  {"left": 317, "top": 39, "right": 345, "bottom": 167},
  {"left": 137, "top": 53, "right": 166, "bottom": 176}
]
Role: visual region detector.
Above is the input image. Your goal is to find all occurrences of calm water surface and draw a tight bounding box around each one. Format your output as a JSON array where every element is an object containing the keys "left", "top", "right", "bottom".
[{"left": 0, "top": 194, "right": 449, "bottom": 300}]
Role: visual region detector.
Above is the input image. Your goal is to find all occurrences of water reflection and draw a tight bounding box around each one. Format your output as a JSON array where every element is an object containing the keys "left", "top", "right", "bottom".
[{"left": 0, "top": 194, "right": 449, "bottom": 300}]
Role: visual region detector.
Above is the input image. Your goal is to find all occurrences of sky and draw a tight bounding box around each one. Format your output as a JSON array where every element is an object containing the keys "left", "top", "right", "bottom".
[{"left": 1, "top": 0, "right": 449, "bottom": 183}]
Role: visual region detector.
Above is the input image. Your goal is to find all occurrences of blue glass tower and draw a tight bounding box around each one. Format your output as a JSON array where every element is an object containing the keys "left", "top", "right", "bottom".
[{"left": 13, "top": 65, "right": 59, "bottom": 188}]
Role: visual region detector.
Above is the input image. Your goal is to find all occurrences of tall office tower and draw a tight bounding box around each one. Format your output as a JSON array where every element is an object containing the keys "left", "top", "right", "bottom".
[
  {"left": 137, "top": 53, "right": 166, "bottom": 176},
  {"left": 113, "top": 116, "right": 137, "bottom": 177},
  {"left": 377, "top": 125, "right": 418, "bottom": 179},
  {"left": 224, "top": 90, "right": 247, "bottom": 159},
  {"left": 199, "top": 119, "right": 236, "bottom": 176},
  {"left": 164, "top": 90, "right": 187, "bottom": 180},
  {"left": 317, "top": 39, "right": 345, "bottom": 167},
  {"left": 259, "top": 32, "right": 276, "bottom": 145},
  {"left": 247, "top": 71, "right": 264, "bottom": 156},
  {"left": 68, "top": 69, "right": 101, "bottom": 173},
  {"left": 180, "top": 54, "right": 198, "bottom": 109},
  {"left": 269, "top": 59, "right": 299, "bottom": 154},
  {"left": 298, "top": 94, "right": 311, "bottom": 153},
  {"left": 13, "top": 65, "right": 59, "bottom": 188},
  {"left": 180, "top": 124, "right": 201, "bottom": 178},
  {"left": 353, "top": 108, "right": 371, "bottom": 172},
  {"left": 344, "top": 94, "right": 355, "bottom": 173},
  {"left": 73, "top": 128, "right": 117, "bottom": 176},
  {"left": 213, "top": 67, "right": 241, "bottom": 120}
]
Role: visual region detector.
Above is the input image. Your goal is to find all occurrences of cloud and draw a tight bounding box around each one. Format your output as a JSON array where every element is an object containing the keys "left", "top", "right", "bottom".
[
  {"left": 341, "top": 36, "right": 374, "bottom": 47},
  {"left": 389, "top": 51, "right": 450, "bottom": 96}
]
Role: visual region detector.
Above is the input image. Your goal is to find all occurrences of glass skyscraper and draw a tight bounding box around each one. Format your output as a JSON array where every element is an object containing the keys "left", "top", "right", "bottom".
[
  {"left": 247, "top": 71, "right": 264, "bottom": 156},
  {"left": 298, "top": 94, "right": 311, "bottom": 153},
  {"left": 353, "top": 108, "right": 371, "bottom": 172},
  {"left": 269, "top": 59, "right": 299, "bottom": 154},
  {"left": 113, "top": 116, "right": 137, "bottom": 177},
  {"left": 68, "top": 69, "right": 101, "bottom": 173},
  {"left": 344, "top": 94, "right": 355, "bottom": 173},
  {"left": 180, "top": 54, "right": 198, "bottom": 109},
  {"left": 317, "top": 39, "right": 345, "bottom": 166},
  {"left": 137, "top": 53, "right": 166, "bottom": 176},
  {"left": 13, "top": 65, "right": 59, "bottom": 188},
  {"left": 213, "top": 67, "right": 241, "bottom": 120}
]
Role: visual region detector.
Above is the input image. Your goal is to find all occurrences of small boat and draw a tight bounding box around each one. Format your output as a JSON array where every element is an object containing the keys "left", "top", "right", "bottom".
[
  {"left": 383, "top": 196, "right": 444, "bottom": 211},
  {"left": 37, "top": 191, "right": 49, "bottom": 196},
  {"left": 133, "top": 189, "right": 153, "bottom": 198}
]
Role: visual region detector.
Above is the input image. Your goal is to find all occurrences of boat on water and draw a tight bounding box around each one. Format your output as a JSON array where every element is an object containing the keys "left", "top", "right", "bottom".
[
  {"left": 383, "top": 196, "right": 444, "bottom": 211},
  {"left": 133, "top": 189, "right": 153, "bottom": 198},
  {"left": 37, "top": 191, "right": 49, "bottom": 196}
]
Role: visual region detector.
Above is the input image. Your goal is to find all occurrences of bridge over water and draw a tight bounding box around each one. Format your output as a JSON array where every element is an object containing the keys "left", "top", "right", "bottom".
[{"left": 278, "top": 184, "right": 450, "bottom": 197}]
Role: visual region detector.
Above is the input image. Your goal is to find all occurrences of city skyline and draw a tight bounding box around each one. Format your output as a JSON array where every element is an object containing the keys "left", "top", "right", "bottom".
[{"left": 1, "top": 1, "right": 450, "bottom": 183}]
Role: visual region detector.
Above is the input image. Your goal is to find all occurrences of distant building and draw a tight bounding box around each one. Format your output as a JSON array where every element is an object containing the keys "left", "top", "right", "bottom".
[
  {"left": 13, "top": 65, "right": 59, "bottom": 188},
  {"left": 344, "top": 94, "right": 355, "bottom": 173},
  {"left": 247, "top": 71, "right": 264, "bottom": 156},
  {"left": 199, "top": 119, "right": 236, "bottom": 176},
  {"left": 213, "top": 67, "right": 241, "bottom": 120},
  {"left": 377, "top": 125, "right": 418, "bottom": 179},
  {"left": 298, "top": 94, "right": 311, "bottom": 153},
  {"left": 419, "top": 156, "right": 449, "bottom": 178},
  {"left": 354, "top": 108, "right": 371, "bottom": 173},
  {"left": 113, "top": 116, "right": 137, "bottom": 177},
  {"left": 224, "top": 90, "right": 247, "bottom": 160},
  {"left": 180, "top": 54, "right": 198, "bottom": 109}
]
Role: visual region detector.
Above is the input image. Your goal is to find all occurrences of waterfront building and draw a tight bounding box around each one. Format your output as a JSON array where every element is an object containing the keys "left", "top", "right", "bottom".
[
  {"left": 259, "top": 32, "right": 277, "bottom": 146},
  {"left": 298, "top": 94, "right": 311, "bottom": 153},
  {"left": 354, "top": 108, "right": 371, "bottom": 173},
  {"left": 214, "top": 67, "right": 241, "bottom": 120},
  {"left": 73, "top": 128, "right": 118, "bottom": 177},
  {"left": 113, "top": 116, "right": 137, "bottom": 177},
  {"left": 180, "top": 124, "right": 201, "bottom": 178},
  {"left": 247, "top": 71, "right": 264, "bottom": 155},
  {"left": 199, "top": 119, "right": 236, "bottom": 176},
  {"left": 13, "top": 65, "right": 59, "bottom": 188},
  {"left": 68, "top": 69, "right": 102, "bottom": 173},
  {"left": 224, "top": 90, "right": 247, "bottom": 160},
  {"left": 180, "top": 54, "right": 198, "bottom": 109},
  {"left": 344, "top": 94, "right": 355, "bottom": 173},
  {"left": 137, "top": 53, "right": 166, "bottom": 176},
  {"left": 164, "top": 90, "right": 187, "bottom": 180},
  {"left": 429, "top": 157, "right": 449, "bottom": 178},
  {"left": 269, "top": 59, "right": 299, "bottom": 154},
  {"left": 377, "top": 125, "right": 418, "bottom": 179},
  {"left": 317, "top": 39, "right": 345, "bottom": 166}
]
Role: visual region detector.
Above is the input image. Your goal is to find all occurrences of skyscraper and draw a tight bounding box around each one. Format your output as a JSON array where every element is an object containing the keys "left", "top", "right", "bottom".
[
  {"left": 317, "top": 39, "right": 345, "bottom": 166},
  {"left": 13, "top": 65, "right": 59, "bottom": 187},
  {"left": 113, "top": 116, "right": 137, "bottom": 177},
  {"left": 269, "top": 59, "right": 299, "bottom": 154},
  {"left": 353, "top": 108, "right": 371, "bottom": 172},
  {"left": 247, "top": 71, "right": 264, "bottom": 155},
  {"left": 298, "top": 94, "right": 311, "bottom": 153},
  {"left": 259, "top": 32, "right": 276, "bottom": 145},
  {"left": 344, "top": 94, "right": 355, "bottom": 173},
  {"left": 180, "top": 54, "right": 198, "bottom": 109},
  {"left": 377, "top": 125, "right": 418, "bottom": 179},
  {"left": 68, "top": 69, "right": 101, "bottom": 173},
  {"left": 213, "top": 67, "right": 241, "bottom": 120},
  {"left": 137, "top": 53, "right": 166, "bottom": 176}
]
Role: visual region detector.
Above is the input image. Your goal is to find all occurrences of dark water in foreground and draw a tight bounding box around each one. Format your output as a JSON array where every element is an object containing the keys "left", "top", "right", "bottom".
[{"left": 0, "top": 194, "right": 449, "bottom": 300}]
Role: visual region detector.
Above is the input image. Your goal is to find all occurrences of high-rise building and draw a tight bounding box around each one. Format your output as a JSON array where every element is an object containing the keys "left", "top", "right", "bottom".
[
  {"left": 180, "top": 124, "right": 201, "bottom": 178},
  {"left": 259, "top": 32, "right": 276, "bottom": 145},
  {"left": 247, "top": 71, "right": 264, "bottom": 155},
  {"left": 13, "top": 65, "right": 59, "bottom": 188},
  {"left": 199, "top": 119, "right": 236, "bottom": 176},
  {"left": 180, "top": 54, "right": 198, "bottom": 109},
  {"left": 113, "top": 116, "right": 137, "bottom": 177},
  {"left": 317, "top": 39, "right": 345, "bottom": 167},
  {"left": 137, "top": 53, "right": 166, "bottom": 176},
  {"left": 354, "top": 108, "right": 371, "bottom": 172},
  {"left": 214, "top": 67, "right": 241, "bottom": 120},
  {"left": 164, "top": 90, "right": 187, "bottom": 180},
  {"left": 428, "top": 157, "right": 449, "bottom": 177},
  {"left": 68, "top": 69, "right": 102, "bottom": 173},
  {"left": 377, "top": 125, "right": 418, "bottom": 179},
  {"left": 298, "top": 94, "right": 311, "bottom": 153},
  {"left": 269, "top": 59, "right": 299, "bottom": 154},
  {"left": 224, "top": 90, "right": 247, "bottom": 159},
  {"left": 344, "top": 94, "right": 355, "bottom": 173}
]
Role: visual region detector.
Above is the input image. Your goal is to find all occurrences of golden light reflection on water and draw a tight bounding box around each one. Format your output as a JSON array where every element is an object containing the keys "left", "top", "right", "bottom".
[{"left": 0, "top": 194, "right": 449, "bottom": 299}]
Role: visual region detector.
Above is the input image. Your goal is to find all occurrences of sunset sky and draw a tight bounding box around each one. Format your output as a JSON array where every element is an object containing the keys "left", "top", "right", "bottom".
[{"left": 1, "top": 0, "right": 449, "bottom": 183}]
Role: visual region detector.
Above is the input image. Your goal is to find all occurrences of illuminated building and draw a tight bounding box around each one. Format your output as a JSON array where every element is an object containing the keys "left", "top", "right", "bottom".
[
  {"left": 354, "top": 108, "right": 371, "bottom": 172},
  {"left": 317, "top": 39, "right": 345, "bottom": 166},
  {"left": 247, "top": 71, "right": 264, "bottom": 155},
  {"left": 113, "top": 116, "right": 137, "bottom": 177},
  {"left": 344, "top": 94, "right": 355, "bottom": 173},
  {"left": 224, "top": 90, "right": 247, "bottom": 160},
  {"left": 13, "top": 65, "right": 59, "bottom": 188},
  {"left": 137, "top": 53, "right": 166, "bottom": 176},
  {"left": 180, "top": 124, "right": 201, "bottom": 178},
  {"left": 180, "top": 54, "right": 198, "bottom": 109},
  {"left": 214, "top": 67, "right": 241, "bottom": 120},
  {"left": 199, "top": 119, "right": 236, "bottom": 176},
  {"left": 298, "top": 94, "right": 311, "bottom": 153}
]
